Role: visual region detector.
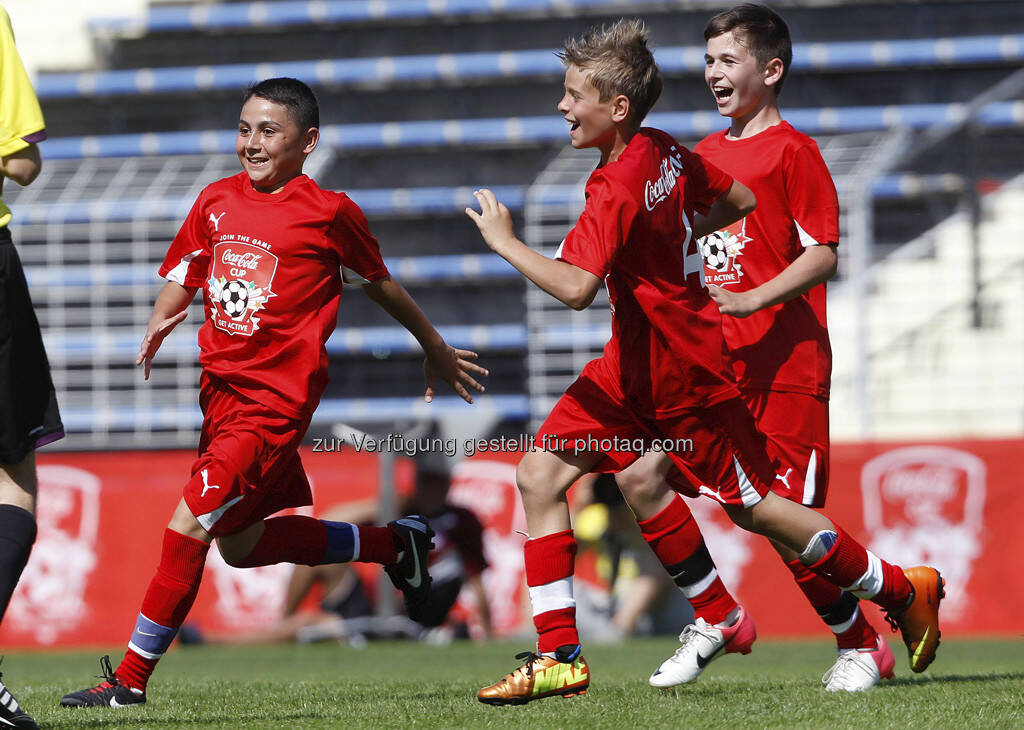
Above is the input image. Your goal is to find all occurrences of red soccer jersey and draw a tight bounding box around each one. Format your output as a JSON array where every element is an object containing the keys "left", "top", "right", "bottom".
[
  {"left": 159, "top": 172, "right": 389, "bottom": 419},
  {"left": 695, "top": 121, "right": 838, "bottom": 397},
  {"left": 556, "top": 128, "right": 738, "bottom": 416}
]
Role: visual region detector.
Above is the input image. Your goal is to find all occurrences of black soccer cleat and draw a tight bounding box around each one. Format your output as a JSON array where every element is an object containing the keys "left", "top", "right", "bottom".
[
  {"left": 0, "top": 666, "right": 39, "bottom": 730},
  {"left": 59, "top": 655, "right": 146, "bottom": 708},
  {"left": 385, "top": 515, "right": 435, "bottom": 622}
]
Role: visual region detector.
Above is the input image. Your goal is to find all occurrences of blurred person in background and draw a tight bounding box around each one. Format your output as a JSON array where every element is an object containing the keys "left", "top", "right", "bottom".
[
  {"left": 572, "top": 473, "right": 679, "bottom": 641},
  {"left": 0, "top": 5, "right": 63, "bottom": 729}
]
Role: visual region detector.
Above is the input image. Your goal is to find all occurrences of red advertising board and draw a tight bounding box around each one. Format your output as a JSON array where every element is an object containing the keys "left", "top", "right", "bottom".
[{"left": 3, "top": 438, "right": 1021, "bottom": 648}]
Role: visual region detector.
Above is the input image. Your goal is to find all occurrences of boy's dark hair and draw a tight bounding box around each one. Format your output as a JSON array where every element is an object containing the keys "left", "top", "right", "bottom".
[
  {"left": 704, "top": 3, "right": 792, "bottom": 95},
  {"left": 243, "top": 77, "right": 320, "bottom": 132},
  {"left": 557, "top": 18, "right": 663, "bottom": 124}
]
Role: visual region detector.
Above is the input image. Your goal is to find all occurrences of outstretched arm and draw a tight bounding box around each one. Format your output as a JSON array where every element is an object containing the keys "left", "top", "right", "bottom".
[
  {"left": 693, "top": 179, "right": 756, "bottom": 239},
  {"left": 466, "top": 189, "right": 602, "bottom": 311},
  {"left": 362, "top": 276, "right": 487, "bottom": 403},
  {"left": 709, "top": 243, "right": 837, "bottom": 318},
  {"left": 137, "top": 281, "right": 196, "bottom": 379}
]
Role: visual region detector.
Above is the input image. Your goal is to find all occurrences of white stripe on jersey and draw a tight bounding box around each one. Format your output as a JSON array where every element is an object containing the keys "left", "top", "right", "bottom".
[
  {"left": 734, "top": 456, "right": 763, "bottom": 508},
  {"left": 165, "top": 249, "right": 203, "bottom": 285},
  {"left": 802, "top": 449, "right": 819, "bottom": 505},
  {"left": 795, "top": 219, "right": 822, "bottom": 248},
  {"left": 196, "top": 494, "right": 244, "bottom": 532}
]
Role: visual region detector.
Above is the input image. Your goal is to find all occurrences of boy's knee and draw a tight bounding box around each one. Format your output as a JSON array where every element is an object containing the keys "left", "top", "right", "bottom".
[
  {"left": 167, "top": 498, "right": 212, "bottom": 542},
  {"left": 615, "top": 454, "right": 677, "bottom": 515},
  {"left": 615, "top": 463, "right": 660, "bottom": 502},
  {"left": 515, "top": 454, "right": 560, "bottom": 500}
]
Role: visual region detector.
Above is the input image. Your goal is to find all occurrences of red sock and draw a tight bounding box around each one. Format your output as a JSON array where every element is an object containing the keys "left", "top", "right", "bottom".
[
  {"left": 785, "top": 559, "right": 877, "bottom": 650},
  {"left": 117, "top": 529, "right": 209, "bottom": 691},
  {"left": 233, "top": 515, "right": 327, "bottom": 567},
  {"left": 358, "top": 525, "right": 398, "bottom": 565},
  {"left": 524, "top": 530, "right": 578, "bottom": 654},
  {"left": 638, "top": 497, "right": 737, "bottom": 625},
  {"left": 807, "top": 526, "right": 912, "bottom": 611}
]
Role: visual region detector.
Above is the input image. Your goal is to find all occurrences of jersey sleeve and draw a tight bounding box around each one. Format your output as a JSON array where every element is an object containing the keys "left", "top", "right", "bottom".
[
  {"left": 556, "top": 175, "right": 638, "bottom": 279},
  {"left": 159, "top": 189, "right": 212, "bottom": 288},
  {"left": 0, "top": 8, "right": 45, "bottom": 158},
  {"left": 785, "top": 141, "right": 840, "bottom": 247},
  {"left": 682, "top": 148, "right": 734, "bottom": 216},
  {"left": 331, "top": 194, "right": 389, "bottom": 285}
]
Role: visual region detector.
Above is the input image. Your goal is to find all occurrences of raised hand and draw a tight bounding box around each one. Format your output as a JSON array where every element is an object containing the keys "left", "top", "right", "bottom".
[
  {"left": 465, "top": 189, "right": 516, "bottom": 255},
  {"left": 423, "top": 344, "right": 488, "bottom": 404}
]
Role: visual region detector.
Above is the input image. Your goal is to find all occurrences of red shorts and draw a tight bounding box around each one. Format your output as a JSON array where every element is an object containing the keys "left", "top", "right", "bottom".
[
  {"left": 538, "top": 359, "right": 774, "bottom": 508},
  {"left": 183, "top": 373, "right": 313, "bottom": 537},
  {"left": 743, "top": 389, "right": 830, "bottom": 508}
]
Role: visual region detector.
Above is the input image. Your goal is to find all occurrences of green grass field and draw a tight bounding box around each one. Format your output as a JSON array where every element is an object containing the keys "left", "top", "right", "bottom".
[{"left": 6, "top": 637, "right": 1023, "bottom": 729}]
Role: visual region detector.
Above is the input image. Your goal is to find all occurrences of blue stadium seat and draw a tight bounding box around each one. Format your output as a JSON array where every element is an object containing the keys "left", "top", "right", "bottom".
[
  {"left": 38, "top": 101, "right": 1024, "bottom": 161},
  {"left": 37, "top": 35, "right": 1024, "bottom": 99}
]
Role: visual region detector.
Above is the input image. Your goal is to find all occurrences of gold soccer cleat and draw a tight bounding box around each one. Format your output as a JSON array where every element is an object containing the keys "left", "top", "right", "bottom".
[
  {"left": 886, "top": 566, "right": 945, "bottom": 673},
  {"left": 477, "top": 650, "right": 590, "bottom": 705}
]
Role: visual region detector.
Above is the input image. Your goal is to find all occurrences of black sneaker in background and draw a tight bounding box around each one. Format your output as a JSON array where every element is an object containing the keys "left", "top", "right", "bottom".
[{"left": 385, "top": 515, "right": 435, "bottom": 622}]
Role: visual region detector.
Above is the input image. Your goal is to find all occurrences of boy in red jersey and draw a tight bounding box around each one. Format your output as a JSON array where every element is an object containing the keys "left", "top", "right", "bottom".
[
  {"left": 60, "top": 78, "right": 486, "bottom": 710},
  {"left": 467, "top": 20, "right": 941, "bottom": 705},
  {"left": 616, "top": 4, "right": 941, "bottom": 692}
]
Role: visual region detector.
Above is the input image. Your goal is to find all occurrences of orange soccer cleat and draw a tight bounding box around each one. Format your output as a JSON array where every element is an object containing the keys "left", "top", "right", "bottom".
[
  {"left": 886, "top": 566, "right": 945, "bottom": 673},
  {"left": 477, "top": 648, "right": 590, "bottom": 705}
]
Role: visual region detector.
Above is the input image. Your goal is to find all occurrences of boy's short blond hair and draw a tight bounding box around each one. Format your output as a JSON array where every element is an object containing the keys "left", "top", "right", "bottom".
[{"left": 557, "top": 18, "right": 663, "bottom": 124}]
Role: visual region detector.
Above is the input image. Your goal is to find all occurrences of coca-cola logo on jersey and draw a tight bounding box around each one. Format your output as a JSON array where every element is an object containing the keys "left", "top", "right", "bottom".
[
  {"left": 220, "top": 249, "right": 263, "bottom": 270},
  {"left": 644, "top": 154, "right": 683, "bottom": 211},
  {"left": 208, "top": 239, "right": 278, "bottom": 337}
]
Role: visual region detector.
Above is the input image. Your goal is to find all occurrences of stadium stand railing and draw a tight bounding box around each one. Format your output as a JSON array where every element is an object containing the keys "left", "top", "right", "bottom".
[
  {"left": 36, "top": 35, "right": 1024, "bottom": 99},
  {"left": 35, "top": 101, "right": 1024, "bottom": 159},
  {"left": 829, "top": 67, "right": 1024, "bottom": 439},
  {"left": 87, "top": 0, "right": 750, "bottom": 34}
]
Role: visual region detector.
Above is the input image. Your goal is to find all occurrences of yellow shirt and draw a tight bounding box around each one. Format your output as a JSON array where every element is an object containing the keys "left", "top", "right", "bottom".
[{"left": 0, "top": 5, "right": 46, "bottom": 227}]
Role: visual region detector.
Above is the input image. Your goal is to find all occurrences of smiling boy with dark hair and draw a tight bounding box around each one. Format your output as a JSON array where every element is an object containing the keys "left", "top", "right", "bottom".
[{"left": 60, "top": 77, "right": 487, "bottom": 710}]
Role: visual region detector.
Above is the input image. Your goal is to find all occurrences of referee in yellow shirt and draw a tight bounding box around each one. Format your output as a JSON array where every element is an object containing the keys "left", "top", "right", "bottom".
[{"left": 0, "top": 6, "right": 63, "bottom": 729}]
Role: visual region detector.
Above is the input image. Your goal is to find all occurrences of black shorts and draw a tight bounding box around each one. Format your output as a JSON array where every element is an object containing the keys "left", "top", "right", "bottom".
[{"left": 0, "top": 227, "right": 63, "bottom": 463}]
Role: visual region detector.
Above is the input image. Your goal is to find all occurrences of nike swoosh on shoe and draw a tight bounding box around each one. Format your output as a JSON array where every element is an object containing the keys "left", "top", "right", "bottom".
[
  {"left": 695, "top": 645, "right": 724, "bottom": 669},
  {"left": 406, "top": 537, "right": 423, "bottom": 589}
]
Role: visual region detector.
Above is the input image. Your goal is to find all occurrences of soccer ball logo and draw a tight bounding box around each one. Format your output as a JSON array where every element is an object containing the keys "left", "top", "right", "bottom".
[
  {"left": 701, "top": 232, "right": 730, "bottom": 272},
  {"left": 219, "top": 280, "right": 250, "bottom": 319}
]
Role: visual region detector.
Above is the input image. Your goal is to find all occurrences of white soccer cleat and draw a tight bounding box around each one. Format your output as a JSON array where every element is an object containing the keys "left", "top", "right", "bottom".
[
  {"left": 648, "top": 606, "right": 756, "bottom": 688},
  {"left": 821, "top": 634, "right": 895, "bottom": 692}
]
